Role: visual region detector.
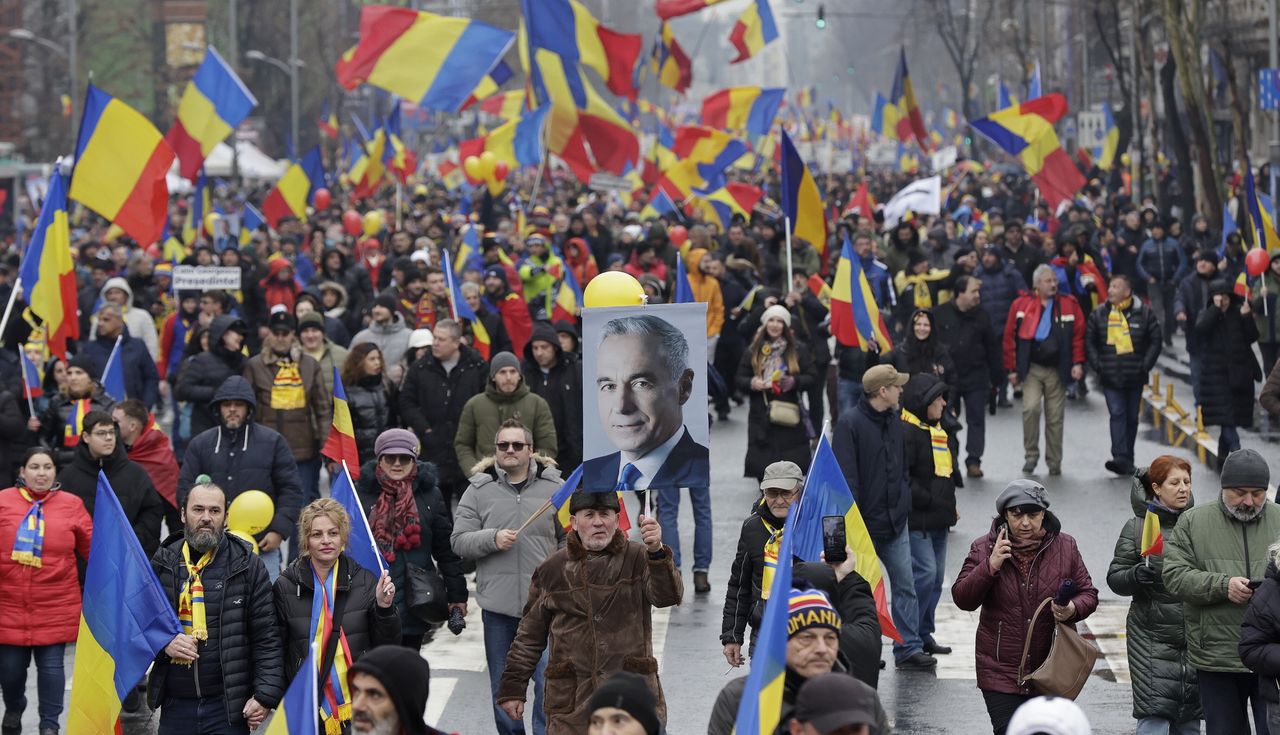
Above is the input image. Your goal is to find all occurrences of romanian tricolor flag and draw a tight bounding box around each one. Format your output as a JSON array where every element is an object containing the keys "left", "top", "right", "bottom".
[
  {"left": 458, "top": 106, "right": 549, "bottom": 172},
  {"left": 382, "top": 106, "right": 417, "bottom": 184},
  {"left": 1244, "top": 163, "right": 1280, "bottom": 253},
  {"left": 476, "top": 90, "right": 526, "bottom": 120},
  {"left": 460, "top": 60, "right": 516, "bottom": 111},
  {"left": 329, "top": 464, "right": 385, "bottom": 576},
  {"left": 522, "top": 0, "right": 643, "bottom": 99},
  {"left": 548, "top": 465, "right": 631, "bottom": 532},
  {"left": 1094, "top": 102, "right": 1119, "bottom": 170},
  {"left": 70, "top": 84, "right": 174, "bottom": 246},
  {"left": 729, "top": 0, "right": 779, "bottom": 64},
  {"left": 67, "top": 472, "right": 182, "bottom": 735},
  {"left": 445, "top": 250, "right": 491, "bottom": 360},
  {"left": 700, "top": 86, "right": 785, "bottom": 136},
  {"left": 439, "top": 159, "right": 465, "bottom": 191},
  {"left": 968, "top": 94, "right": 1084, "bottom": 211},
  {"left": 870, "top": 91, "right": 899, "bottom": 141},
  {"left": 182, "top": 170, "right": 212, "bottom": 245},
  {"left": 336, "top": 6, "right": 515, "bottom": 113},
  {"left": 1140, "top": 505, "right": 1164, "bottom": 557},
  {"left": 797, "top": 86, "right": 816, "bottom": 110},
  {"left": 651, "top": 22, "right": 692, "bottom": 95},
  {"left": 693, "top": 182, "right": 763, "bottom": 230},
  {"left": 779, "top": 130, "right": 827, "bottom": 260},
  {"left": 640, "top": 189, "right": 678, "bottom": 220},
  {"left": 20, "top": 348, "right": 43, "bottom": 400},
  {"left": 674, "top": 254, "right": 695, "bottom": 304},
  {"left": 262, "top": 162, "right": 310, "bottom": 229},
  {"left": 165, "top": 46, "right": 257, "bottom": 181},
  {"left": 263, "top": 643, "right": 319, "bottom": 735},
  {"left": 889, "top": 48, "right": 929, "bottom": 151},
  {"left": 830, "top": 235, "right": 892, "bottom": 352},
  {"left": 318, "top": 100, "right": 339, "bottom": 139},
  {"left": 656, "top": 0, "right": 728, "bottom": 18},
  {"left": 551, "top": 245, "right": 585, "bottom": 324},
  {"left": 791, "top": 436, "right": 902, "bottom": 643},
  {"left": 240, "top": 203, "right": 265, "bottom": 247},
  {"left": 732, "top": 487, "right": 796, "bottom": 735},
  {"left": 322, "top": 368, "right": 361, "bottom": 480},
  {"left": 19, "top": 167, "right": 79, "bottom": 359}
]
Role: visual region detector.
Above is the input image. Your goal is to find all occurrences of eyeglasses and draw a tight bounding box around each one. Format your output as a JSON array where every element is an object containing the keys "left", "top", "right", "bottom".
[
  {"left": 380, "top": 454, "right": 415, "bottom": 466},
  {"left": 89, "top": 430, "right": 116, "bottom": 439},
  {"left": 763, "top": 487, "right": 799, "bottom": 500},
  {"left": 496, "top": 441, "right": 528, "bottom": 452}
]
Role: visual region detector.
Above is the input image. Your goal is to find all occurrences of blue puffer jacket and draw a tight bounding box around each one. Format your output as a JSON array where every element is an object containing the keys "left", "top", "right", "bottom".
[
  {"left": 82, "top": 328, "right": 160, "bottom": 409},
  {"left": 976, "top": 255, "right": 1027, "bottom": 335},
  {"left": 1137, "top": 237, "right": 1189, "bottom": 285},
  {"left": 177, "top": 375, "right": 303, "bottom": 541}
]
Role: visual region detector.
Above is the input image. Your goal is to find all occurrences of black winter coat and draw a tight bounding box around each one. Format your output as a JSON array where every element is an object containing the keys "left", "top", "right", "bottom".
[
  {"left": 1195, "top": 298, "right": 1261, "bottom": 427},
  {"left": 1240, "top": 561, "right": 1280, "bottom": 703},
  {"left": 0, "top": 388, "right": 32, "bottom": 488},
  {"left": 272, "top": 553, "right": 401, "bottom": 681},
  {"left": 721, "top": 501, "right": 785, "bottom": 647},
  {"left": 736, "top": 343, "right": 816, "bottom": 480},
  {"left": 39, "top": 387, "right": 115, "bottom": 465},
  {"left": 932, "top": 300, "right": 1002, "bottom": 392},
  {"left": 347, "top": 375, "right": 397, "bottom": 467},
  {"left": 399, "top": 347, "right": 488, "bottom": 489},
  {"left": 901, "top": 375, "right": 958, "bottom": 532},
  {"left": 175, "top": 315, "right": 248, "bottom": 436},
  {"left": 522, "top": 325, "right": 584, "bottom": 471},
  {"left": 1085, "top": 297, "right": 1163, "bottom": 389},
  {"left": 975, "top": 258, "right": 1027, "bottom": 332},
  {"left": 1173, "top": 271, "right": 1217, "bottom": 352},
  {"left": 58, "top": 441, "right": 164, "bottom": 558},
  {"left": 82, "top": 329, "right": 161, "bottom": 409},
  {"left": 832, "top": 399, "right": 910, "bottom": 542},
  {"left": 354, "top": 460, "right": 468, "bottom": 636},
  {"left": 148, "top": 533, "right": 284, "bottom": 726},
  {"left": 1107, "top": 471, "right": 1200, "bottom": 721}
]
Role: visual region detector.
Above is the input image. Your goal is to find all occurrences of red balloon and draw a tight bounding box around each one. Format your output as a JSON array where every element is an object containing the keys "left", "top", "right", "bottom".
[
  {"left": 494, "top": 161, "right": 510, "bottom": 180},
  {"left": 313, "top": 188, "right": 332, "bottom": 210},
  {"left": 342, "top": 210, "right": 363, "bottom": 236},
  {"left": 669, "top": 225, "right": 689, "bottom": 246},
  {"left": 1246, "top": 247, "right": 1271, "bottom": 277}
]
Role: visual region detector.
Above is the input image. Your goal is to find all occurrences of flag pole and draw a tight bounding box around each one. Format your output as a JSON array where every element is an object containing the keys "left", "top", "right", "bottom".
[
  {"left": 515, "top": 498, "right": 554, "bottom": 534},
  {"left": 0, "top": 276, "right": 20, "bottom": 348},
  {"left": 784, "top": 215, "right": 794, "bottom": 292},
  {"left": 342, "top": 460, "right": 387, "bottom": 575},
  {"left": 441, "top": 248, "right": 459, "bottom": 320}
]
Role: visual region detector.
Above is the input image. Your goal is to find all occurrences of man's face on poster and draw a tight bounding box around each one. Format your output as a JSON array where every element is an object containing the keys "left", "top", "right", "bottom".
[{"left": 595, "top": 332, "right": 692, "bottom": 456}]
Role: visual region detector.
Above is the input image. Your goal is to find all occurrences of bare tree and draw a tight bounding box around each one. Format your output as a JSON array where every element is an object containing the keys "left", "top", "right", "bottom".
[
  {"left": 1161, "top": 0, "right": 1223, "bottom": 226},
  {"left": 920, "top": 0, "right": 995, "bottom": 120}
]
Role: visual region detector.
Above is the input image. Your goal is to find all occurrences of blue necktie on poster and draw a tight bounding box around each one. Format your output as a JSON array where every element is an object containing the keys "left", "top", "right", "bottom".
[{"left": 616, "top": 463, "right": 641, "bottom": 492}]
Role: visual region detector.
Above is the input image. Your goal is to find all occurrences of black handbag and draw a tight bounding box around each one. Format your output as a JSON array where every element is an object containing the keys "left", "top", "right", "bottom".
[{"left": 405, "top": 562, "right": 448, "bottom": 623}]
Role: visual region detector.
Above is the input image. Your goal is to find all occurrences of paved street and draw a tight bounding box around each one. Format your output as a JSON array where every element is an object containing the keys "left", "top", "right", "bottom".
[{"left": 27, "top": 380, "right": 1243, "bottom": 734}]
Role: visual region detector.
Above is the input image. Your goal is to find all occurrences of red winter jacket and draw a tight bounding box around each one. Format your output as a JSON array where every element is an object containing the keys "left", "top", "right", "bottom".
[
  {"left": 0, "top": 487, "right": 92, "bottom": 646},
  {"left": 951, "top": 514, "right": 1099, "bottom": 695},
  {"left": 1001, "top": 292, "right": 1085, "bottom": 381},
  {"left": 128, "top": 425, "right": 180, "bottom": 508}
]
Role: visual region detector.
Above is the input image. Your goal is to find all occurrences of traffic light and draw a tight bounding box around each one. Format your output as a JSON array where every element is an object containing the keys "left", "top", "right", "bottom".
[{"left": 816, "top": 4, "right": 826, "bottom": 28}]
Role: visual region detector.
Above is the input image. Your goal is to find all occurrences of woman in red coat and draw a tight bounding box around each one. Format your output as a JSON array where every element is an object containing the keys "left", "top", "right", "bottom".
[
  {"left": 0, "top": 447, "right": 92, "bottom": 734},
  {"left": 951, "top": 479, "right": 1098, "bottom": 735}
]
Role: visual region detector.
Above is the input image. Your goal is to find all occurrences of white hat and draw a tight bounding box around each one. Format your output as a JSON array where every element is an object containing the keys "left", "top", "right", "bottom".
[
  {"left": 409, "top": 250, "right": 431, "bottom": 264},
  {"left": 408, "top": 329, "right": 434, "bottom": 349},
  {"left": 1006, "top": 697, "right": 1091, "bottom": 735}
]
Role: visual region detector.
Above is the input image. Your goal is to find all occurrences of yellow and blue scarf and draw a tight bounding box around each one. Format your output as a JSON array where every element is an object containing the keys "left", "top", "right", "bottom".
[
  {"left": 173, "top": 542, "right": 214, "bottom": 664},
  {"left": 901, "top": 408, "right": 953, "bottom": 478},
  {"left": 759, "top": 513, "right": 782, "bottom": 600},
  {"left": 63, "top": 398, "right": 91, "bottom": 447},
  {"left": 312, "top": 559, "right": 354, "bottom": 734},
  {"left": 10, "top": 487, "right": 50, "bottom": 568}
]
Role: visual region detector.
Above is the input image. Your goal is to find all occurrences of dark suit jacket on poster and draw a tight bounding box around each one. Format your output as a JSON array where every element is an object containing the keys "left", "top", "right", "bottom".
[{"left": 581, "top": 427, "right": 710, "bottom": 492}]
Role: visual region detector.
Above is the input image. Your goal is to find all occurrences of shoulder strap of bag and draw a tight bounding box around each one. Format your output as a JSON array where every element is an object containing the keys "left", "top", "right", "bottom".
[{"left": 1018, "top": 597, "right": 1055, "bottom": 684}]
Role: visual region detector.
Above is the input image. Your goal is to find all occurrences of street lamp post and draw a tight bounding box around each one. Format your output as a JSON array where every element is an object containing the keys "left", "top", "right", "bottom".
[
  {"left": 8, "top": 21, "right": 76, "bottom": 151},
  {"left": 246, "top": 44, "right": 304, "bottom": 159}
]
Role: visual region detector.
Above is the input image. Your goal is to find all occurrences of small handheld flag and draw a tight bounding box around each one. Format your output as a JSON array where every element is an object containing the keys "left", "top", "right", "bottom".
[
  {"left": 101, "top": 335, "right": 127, "bottom": 403},
  {"left": 263, "top": 642, "right": 320, "bottom": 735},
  {"left": 329, "top": 462, "right": 386, "bottom": 576},
  {"left": 321, "top": 368, "right": 361, "bottom": 479},
  {"left": 1140, "top": 506, "right": 1164, "bottom": 558}
]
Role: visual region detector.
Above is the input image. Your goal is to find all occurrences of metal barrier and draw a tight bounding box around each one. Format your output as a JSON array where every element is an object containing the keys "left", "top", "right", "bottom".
[{"left": 1141, "top": 370, "right": 1219, "bottom": 466}]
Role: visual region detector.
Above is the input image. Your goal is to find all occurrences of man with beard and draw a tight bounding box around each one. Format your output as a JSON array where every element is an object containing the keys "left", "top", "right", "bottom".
[
  {"left": 348, "top": 645, "right": 457, "bottom": 735},
  {"left": 1163, "top": 449, "right": 1280, "bottom": 734},
  {"left": 148, "top": 481, "right": 284, "bottom": 734}
]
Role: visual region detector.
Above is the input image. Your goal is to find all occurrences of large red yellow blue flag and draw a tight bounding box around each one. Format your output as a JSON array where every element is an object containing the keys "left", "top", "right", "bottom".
[
  {"left": 67, "top": 471, "right": 182, "bottom": 734},
  {"left": 830, "top": 235, "right": 893, "bottom": 352},
  {"left": 70, "top": 84, "right": 174, "bottom": 246},
  {"left": 732, "top": 489, "right": 795, "bottom": 734},
  {"left": 457, "top": 106, "right": 549, "bottom": 171},
  {"left": 165, "top": 46, "right": 257, "bottom": 181},
  {"left": 700, "top": 87, "right": 785, "bottom": 136},
  {"left": 968, "top": 93, "right": 1084, "bottom": 211},
  {"left": 729, "top": 0, "right": 779, "bottom": 64},
  {"left": 322, "top": 368, "right": 362, "bottom": 480},
  {"left": 779, "top": 130, "right": 828, "bottom": 259},
  {"left": 262, "top": 162, "right": 310, "bottom": 229},
  {"left": 1140, "top": 505, "right": 1164, "bottom": 557},
  {"left": 889, "top": 48, "right": 929, "bottom": 151},
  {"left": 656, "top": 0, "right": 728, "bottom": 18},
  {"left": 791, "top": 435, "right": 902, "bottom": 643},
  {"left": 460, "top": 60, "right": 516, "bottom": 112},
  {"left": 336, "top": 6, "right": 515, "bottom": 113},
  {"left": 693, "top": 182, "right": 763, "bottom": 230},
  {"left": 382, "top": 106, "right": 418, "bottom": 184},
  {"left": 19, "top": 166, "right": 79, "bottom": 358},
  {"left": 651, "top": 22, "right": 692, "bottom": 95},
  {"left": 475, "top": 90, "right": 526, "bottom": 120},
  {"left": 523, "top": 0, "right": 643, "bottom": 99}
]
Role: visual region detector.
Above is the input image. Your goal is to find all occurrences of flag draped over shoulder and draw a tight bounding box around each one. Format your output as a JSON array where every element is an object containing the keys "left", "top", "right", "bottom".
[
  {"left": 67, "top": 472, "right": 182, "bottom": 734},
  {"left": 968, "top": 94, "right": 1084, "bottom": 211},
  {"left": 18, "top": 166, "right": 79, "bottom": 358},
  {"left": 166, "top": 46, "right": 257, "bottom": 181},
  {"left": 336, "top": 6, "right": 515, "bottom": 113}
]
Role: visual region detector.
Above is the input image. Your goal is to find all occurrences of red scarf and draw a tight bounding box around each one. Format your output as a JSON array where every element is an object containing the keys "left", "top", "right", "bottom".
[
  {"left": 1016, "top": 296, "right": 1054, "bottom": 341},
  {"left": 371, "top": 463, "right": 422, "bottom": 562}
]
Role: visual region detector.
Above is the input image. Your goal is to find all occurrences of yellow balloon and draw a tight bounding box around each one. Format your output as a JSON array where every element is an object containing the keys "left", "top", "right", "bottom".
[
  {"left": 479, "top": 150, "right": 497, "bottom": 179},
  {"left": 204, "top": 211, "right": 221, "bottom": 235},
  {"left": 486, "top": 178, "right": 505, "bottom": 197},
  {"left": 1120, "top": 152, "right": 1131, "bottom": 167},
  {"left": 463, "top": 155, "right": 484, "bottom": 181},
  {"left": 229, "top": 529, "right": 260, "bottom": 554},
  {"left": 583, "top": 271, "right": 646, "bottom": 308},
  {"left": 227, "top": 490, "right": 275, "bottom": 535},
  {"left": 363, "top": 210, "right": 383, "bottom": 237}
]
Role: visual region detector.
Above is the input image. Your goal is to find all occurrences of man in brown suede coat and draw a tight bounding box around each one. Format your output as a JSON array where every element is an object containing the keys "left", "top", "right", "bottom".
[{"left": 497, "top": 491, "right": 683, "bottom": 735}]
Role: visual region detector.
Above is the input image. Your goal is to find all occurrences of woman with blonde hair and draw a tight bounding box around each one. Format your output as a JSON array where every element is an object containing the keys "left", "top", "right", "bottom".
[
  {"left": 736, "top": 304, "right": 817, "bottom": 481},
  {"left": 272, "top": 498, "right": 400, "bottom": 734}
]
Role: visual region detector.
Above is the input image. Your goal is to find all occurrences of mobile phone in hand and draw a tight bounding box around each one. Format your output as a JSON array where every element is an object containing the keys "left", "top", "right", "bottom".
[
  {"left": 1248, "top": 579, "right": 1264, "bottom": 590},
  {"left": 822, "top": 515, "right": 847, "bottom": 564}
]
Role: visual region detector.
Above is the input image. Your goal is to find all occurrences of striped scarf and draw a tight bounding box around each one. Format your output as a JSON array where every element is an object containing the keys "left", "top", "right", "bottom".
[
  {"left": 63, "top": 398, "right": 91, "bottom": 447},
  {"left": 312, "top": 559, "right": 354, "bottom": 734},
  {"left": 901, "top": 408, "right": 953, "bottom": 478},
  {"left": 173, "top": 542, "right": 215, "bottom": 663},
  {"left": 270, "top": 359, "right": 307, "bottom": 410},
  {"left": 1106, "top": 297, "right": 1134, "bottom": 355},
  {"left": 10, "top": 487, "right": 51, "bottom": 568}
]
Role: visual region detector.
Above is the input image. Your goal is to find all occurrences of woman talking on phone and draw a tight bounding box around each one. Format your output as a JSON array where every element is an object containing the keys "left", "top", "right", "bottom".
[{"left": 952, "top": 479, "right": 1099, "bottom": 734}]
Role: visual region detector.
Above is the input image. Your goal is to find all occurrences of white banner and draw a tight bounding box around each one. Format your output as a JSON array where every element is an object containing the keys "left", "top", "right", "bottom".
[
  {"left": 883, "top": 176, "right": 942, "bottom": 228},
  {"left": 930, "top": 146, "right": 958, "bottom": 172},
  {"left": 172, "top": 266, "right": 242, "bottom": 291}
]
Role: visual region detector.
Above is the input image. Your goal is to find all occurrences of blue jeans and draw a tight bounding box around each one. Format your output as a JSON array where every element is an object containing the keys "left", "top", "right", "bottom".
[
  {"left": 656, "top": 486, "right": 712, "bottom": 571},
  {"left": 260, "top": 546, "right": 282, "bottom": 584},
  {"left": 837, "top": 379, "right": 862, "bottom": 418},
  {"left": 909, "top": 529, "right": 948, "bottom": 643},
  {"left": 958, "top": 385, "right": 989, "bottom": 466},
  {"left": 1135, "top": 716, "right": 1200, "bottom": 735},
  {"left": 1102, "top": 386, "right": 1143, "bottom": 465},
  {"left": 871, "top": 527, "right": 923, "bottom": 661},
  {"left": 483, "top": 610, "right": 546, "bottom": 735},
  {"left": 0, "top": 644, "right": 65, "bottom": 731},
  {"left": 158, "top": 695, "right": 246, "bottom": 735},
  {"left": 1220, "top": 426, "right": 1241, "bottom": 456}
]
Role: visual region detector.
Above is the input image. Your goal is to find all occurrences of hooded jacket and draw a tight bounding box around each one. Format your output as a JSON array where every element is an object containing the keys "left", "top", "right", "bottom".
[
  {"left": 453, "top": 380, "right": 558, "bottom": 477},
  {"left": 399, "top": 346, "right": 489, "bottom": 489},
  {"left": 177, "top": 376, "right": 303, "bottom": 541},
  {"left": 350, "top": 313, "right": 411, "bottom": 384},
  {"left": 451, "top": 456, "right": 564, "bottom": 618},
  {"left": 685, "top": 247, "right": 726, "bottom": 337},
  {"left": 1106, "top": 470, "right": 1200, "bottom": 721},
  {"left": 243, "top": 345, "right": 332, "bottom": 461},
  {"left": 258, "top": 257, "right": 301, "bottom": 314},
  {"left": 176, "top": 314, "right": 249, "bottom": 437},
  {"left": 521, "top": 322, "right": 583, "bottom": 471},
  {"left": 58, "top": 439, "right": 164, "bottom": 558},
  {"left": 95, "top": 277, "right": 160, "bottom": 359},
  {"left": 901, "top": 374, "right": 958, "bottom": 532}
]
